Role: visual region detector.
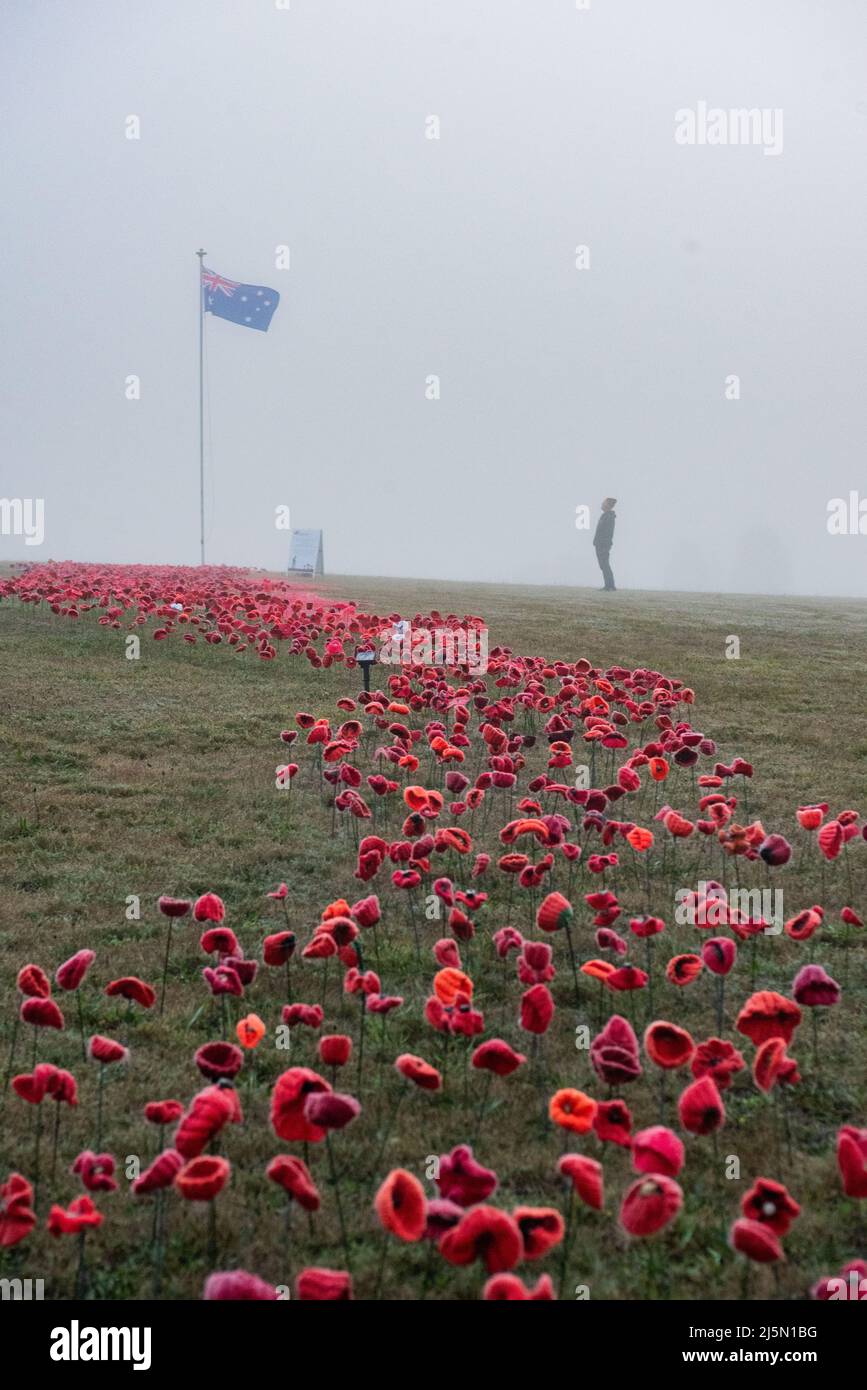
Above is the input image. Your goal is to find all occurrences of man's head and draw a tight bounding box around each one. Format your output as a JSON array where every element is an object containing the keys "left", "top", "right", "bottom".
[{"left": 601, "top": 497, "right": 617, "bottom": 512}]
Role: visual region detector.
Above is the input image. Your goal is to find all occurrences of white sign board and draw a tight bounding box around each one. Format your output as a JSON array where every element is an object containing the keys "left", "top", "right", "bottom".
[{"left": 288, "top": 529, "right": 324, "bottom": 576}]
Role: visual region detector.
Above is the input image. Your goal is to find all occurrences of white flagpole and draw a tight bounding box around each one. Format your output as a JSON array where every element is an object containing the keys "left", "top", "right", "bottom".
[{"left": 196, "top": 248, "right": 206, "bottom": 565}]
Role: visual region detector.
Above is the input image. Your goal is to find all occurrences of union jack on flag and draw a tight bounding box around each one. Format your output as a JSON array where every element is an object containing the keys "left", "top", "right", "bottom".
[{"left": 201, "top": 265, "right": 280, "bottom": 332}]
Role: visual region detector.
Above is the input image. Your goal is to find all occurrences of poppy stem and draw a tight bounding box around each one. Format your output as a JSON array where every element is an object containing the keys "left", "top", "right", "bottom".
[
  {"left": 0, "top": 1010, "right": 20, "bottom": 1110},
  {"left": 325, "top": 1132, "right": 352, "bottom": 1272},
  {"left": 564, "top": 923, "right": 581, "bottom": 1010},
  {"left": 473, "top": 1070, "right": 494, "bottom": 1144},
  {"left": 33, "top": 1099, "right": 43, "bottom": 1211},
  {"left": 76, "top": 990, "right": 87, "bottom": 1063},
  {"left": 716, "top": 974, "right": 725, "bottom": 1036},
  {"left": 357, "top": 993, "right": 366, "bottom": 1094},
  {"left": 374, "top": 1226, "right": 389, "bottom": 1299},
  {"left": 51, "top": 1100, "right": 62, "bottom": 1185},
  {"left": 558, "top": 1186, "right": 576, "bottom": 1299},
  {"left": 159, "top": 917, "right": 174, "bottom": 1017},
  {"left": 74, "top": 1231, "right": 88, "bottom": 1299},
  {"left": 96, "top": 1062, "right": 105, "bottom": 1151},
  {"left": 811, "top": 1008, "right": 820, "bottom": 1071},
  {"left": 285, "top": 958, "right": 293, "bottom": 1003},
  {"left": 207, "top": 1197, "right": 218, "bottom": 1266}
]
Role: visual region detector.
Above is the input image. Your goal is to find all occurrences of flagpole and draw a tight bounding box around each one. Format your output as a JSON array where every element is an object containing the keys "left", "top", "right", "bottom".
[{"left": 196, "top": 248, "right": 206, "bottom": 566}]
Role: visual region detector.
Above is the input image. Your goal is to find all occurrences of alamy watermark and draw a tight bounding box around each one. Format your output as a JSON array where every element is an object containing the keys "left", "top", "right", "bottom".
[
  {"left": 0, "top": 498, "right": 44, "bottom": 546},
  {"left": 379, "top": 620, "right": 489, "bottom": 674},
  {"left": 675, "top": 102, "right": 783, "bottom": 157}
]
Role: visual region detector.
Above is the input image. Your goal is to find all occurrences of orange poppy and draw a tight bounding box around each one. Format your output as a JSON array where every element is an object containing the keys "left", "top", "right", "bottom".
[
  {"left": 433, "top": 967, "right": 473, "bottom": 1006},
  {"left": 236, "top": 1013, "right": 266, "bottom": 1049},
  {"left": 626, "top": 826, "right": 654, "bottom": 853},
  {"left": 581, "top": 958, "right": 616, "bottom": 982},
  {"left": 548, "top": 1088, "right": 597, "bottom": 1134}
]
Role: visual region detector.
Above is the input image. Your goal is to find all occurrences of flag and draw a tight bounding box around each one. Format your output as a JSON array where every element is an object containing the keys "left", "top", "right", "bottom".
[{"left": 201, "top": 266, "right": 280, "bottom": 332}]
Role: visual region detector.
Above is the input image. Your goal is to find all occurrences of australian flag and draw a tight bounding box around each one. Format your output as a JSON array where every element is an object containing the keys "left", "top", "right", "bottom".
[{"left": 201, "top": 266, "right": 280, "bottom": 332}]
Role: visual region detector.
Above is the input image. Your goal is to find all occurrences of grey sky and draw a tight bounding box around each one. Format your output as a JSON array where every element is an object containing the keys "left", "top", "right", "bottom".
[{"left": 2, "top": 0, "right": 866, "bottom": 595}]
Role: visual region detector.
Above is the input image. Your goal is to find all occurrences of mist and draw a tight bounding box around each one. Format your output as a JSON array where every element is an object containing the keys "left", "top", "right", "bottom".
[{"left": 2, "top": 0, "right": 866, "bottom": 597}]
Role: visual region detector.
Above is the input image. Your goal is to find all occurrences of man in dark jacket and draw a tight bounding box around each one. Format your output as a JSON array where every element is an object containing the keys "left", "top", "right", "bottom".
[{"left": 593, "top": 498, "right": 617, "bottom": 590}]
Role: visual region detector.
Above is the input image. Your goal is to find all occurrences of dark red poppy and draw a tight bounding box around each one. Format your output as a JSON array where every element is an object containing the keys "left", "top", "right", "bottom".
[
  {"left": 593, "top": 1098, "right": 633, "bottom": 1147},
  {"left": 679, "top": 1073, "right": 725, "bottom": 1134},
  {"left": 741, "top": 1178, "right": 800, "bottom": 1235},
  {"left": 792, "top": 965, "right": 840, "bottom": 1007},
  {"left": 195, "top": 1041, "right": 243, "bottom": 1082},
  {"left": 158, "top": 896, "right": 192, "bottom": 918},
  {"left": 439, "top": 1205, "right": 523, "bottom": 1273},
  {"left": 105, "top": 977, "right": 156, "bottom": 1010},
  {"left": 20, "top": 997, "right": 64, "bottom": 1030},
  {"left": 267, "top": 1154, "right": 321, "bottom": 1211},
  {"left": 590, "top": 1014, "right": 642, "bottom": 1086},
  {"left": 436, "top": 1144, "right": 498, "bottom": 1207},
  {"left": 72, "top": 1151, "right": 118, "bottom": 1193},
  {"left": 17, "top": 964, "right": 51, "bottom": 998},
  {"left": 0, "top": 1173, "right": 36, "bottom": 1247},
  {"left": 295, "top": 1267, "right": 353, "bottom": 1300},
  {"left": 304, "top": 1091, "right": 361, "bottom": 1130},
  {"left": 471, "top": 1039, "right": 526, "bottom": 1077},
  {"left": 270, "top": 1067, "right": 332, "bottom": 1143},
  {"left": 519, "top": 984, "right": 555, "bottom": 1035},
  {"left": 837, "top": 1126, "right": 867, "bottom": 1198}
]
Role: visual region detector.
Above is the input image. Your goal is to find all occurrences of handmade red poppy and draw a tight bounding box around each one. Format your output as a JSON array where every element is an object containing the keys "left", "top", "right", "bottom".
[
  {"left": 483, "top": 1273, "right": 554, "bottom": 1300},
  {"left": 55, "top": 949, "right": 96, "bottom": 992},
  {"left": 105, "top": 977, "right": 156, "bottom": 1009},
  {"left": 549, "top": 1088, "right": 597, "bottom": 1134},
  {"left": 176, "top": 1155, "right": 230, "bottom": 1202},
  {"left": 729, "top": 1217, "right": 783, "bottom": 1263},
  {"left": 435, "top": 1145, "right": 498, "bottom": 1207},
  {"left": 512, "top": 1206, "right": 564, "bottom": 1259},
  {"left": 520, "top": 983, "right": 554, "bottom": 1035},
  {"left": 72, "top": 1151, "right": 118, "bottom": 1193},
  {"left": 174, "top": 1085, "right": 236, "bottom": 1157},
  {"left": 536, "top": 891, "right": 573, "bottom": 933},
  {"left": 193, "top": 892, "right": 225, "bottom": 923},
  {"left": 701, "top": 937, "right": 737, "bottom": 975},
  {"left": 593, "top": 1098, "right": 633, "bottom": 1147},
  {"left": 792, "top": 965, "right": 840, "bottom": 1007},
  {"left": 590, "top": 1014, "right": 642, "bottom": 1086},
  {"left": 619, "top": 1175, "right": 683, "bottom": 1237},
  {"left": 203, "top": 1270, "right": 278, "bottom": 1300},
  {"left": 678, "top": 1074, "right": 725, "bottom": 1135},
  {"left": 143, "top": 1099, "right": 184, "bottom": 1126},
  {"left": 319, "top": 1034, "right": 352, "bottom": 1068},
  {"left": 132, "top": 1148, "right": 184, "bottom": 1195},
  {"left": 20, "top": 997, "right": 64, "bottom": 1030},
  {"left": 0, "top": 1173, "right": 36, "bottom": 1247},
  {"left": 374, "top": 1168, "right": 427, "bottom": 1242},
  {"left": 263, "top": 931, "right": 296, "bottom": 966},
  {"left": 195, "top": 1041, "right": 243, "bottom": 1082},
  {"left": 158, "top": 896, "right": 192, "bottom": 918},
  {"left": 295, "top": 1267, "right": 353, "bottom": 1300},
  {"left": 691, "top": 1038, "right": 745, "bottom": 1090},
  {"left": 741, "top": 1178, "right": 800, "bottom": 1235},
  {"left": 632, "top": 1126, "right": 684, "bottom": 1178},
  {"left": 88, "top": 1035, "right": 128, "bottom": 1065},
  {"left": 836, "top": 1126, "right": 867, "bottom": 1198},
  {"left": 47, "top": 1195, "right": 104, "bottom": 1235},
  {"left": 558, "top": 1154, "right": 604, "bottom": 1210},
  {"left": 665, "top": 954, "right": 703, "bottom": 986},
  {"left": 736, "top": 991, "right": 802, "bottom": 1046},
  {"left": 304, "top": 1092, "right": 360, "bottom": 1130},
  {"left": 17, "top": 964, "right": 51, "bottom": 998},
  {"left": 438, "top": 1205, "right": 523, "bottom": 1273},
  {"left": 644, "top": 1021, "right": 695, "bottom": 1070},
  {"left": 267, "top": 1154, "right": 321, "bottom": 1211},
  {"left": 471, "top": 1039, "right": 526, "bottom": 1077},
  {"left": 270, "top": 1067, "right": 332, "bottom": 1143}
]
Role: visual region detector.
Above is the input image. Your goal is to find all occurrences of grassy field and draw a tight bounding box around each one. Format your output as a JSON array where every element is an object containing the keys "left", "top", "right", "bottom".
[{"left": 1, "top": 575, "right": 865, "bottom": 1300}]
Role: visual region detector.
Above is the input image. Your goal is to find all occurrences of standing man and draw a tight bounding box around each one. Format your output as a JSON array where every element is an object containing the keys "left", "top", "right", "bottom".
[{"left": 593, "top": 498, "right": 617, "bottom": 591}]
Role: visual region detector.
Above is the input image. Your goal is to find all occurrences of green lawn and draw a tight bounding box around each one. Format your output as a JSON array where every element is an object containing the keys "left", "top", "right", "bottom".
[{"left": 1, "top": 576, "right": 865, "bottom": 1300}]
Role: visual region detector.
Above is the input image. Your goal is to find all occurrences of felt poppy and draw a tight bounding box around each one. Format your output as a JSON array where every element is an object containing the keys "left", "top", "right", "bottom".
[
  {"left": 701, "top": 937, "right": 736, "bottom": 976},
  {"left": 606, "top": 965, "right": 649, "bottom": 992},
  {"left": 47, "top": 1194, "right": 103, "bottom": 1236},
  {"left": 792, "top": 965, "right": 840, "bottom": 1007},
  {"left": 374, "top": 1168, "right": 427, "bottom": 1242},
  {"left": 88, "top": 1035, "right": 128, "bottom": 1065},
  {"left": 158, "top": 896, "right": 192, "bottom": 918},
  {"left": 593, "top": 1098, "right": 633, "bottom": 1147},
  {"left": 20, "top": 997, "right": 64, "bottom": 1030},
  {"left": 741, "top": 1178, "right": 800, "bottom": 1236},
  {"left": 267, "top": 1154, "right": 321, "bottom": 1211},
  {"left": 304, "top": 1091, "right": 361, "bottom": 1130},
  {"left": 471, "top": 1039, "right": 526, "bottom": 1077},
  {"left": 590, "top": 1014, "right": 642, "bottom": 1086},
  {"left": 729, "top": 1217, "right": 783, "bottom": 1264},
  {"left": 105, "top": 977, "right": 156, "bottom": 1010},
  {"left": 665, "top": 954, "right": 704, "bottom": 986},
  {"left": 558, "top": 1154, "right": 604, "bottom": 1210},
  {"left": 319, "top": 1034, "right": 352, "bottom": 1068},
  {"left": 645, "top": 1021, "right": 695, "bottom": 1070},
  {"left": 520, "top": 983, "right": 554, "bottom": 1035},
  {"left": 678, "top": 1075, "right": 725, "bottom": 1135},
  {"left": 295, "top": 1267, "right": 353, "bottom": 1300},
  {"left": 436, "top": 1145, "right": 498, "bottom": 1207},
  {"left": 836, "top": 1126, "right": 867, "bottom": 1198},
  {"left": 536, "top": 891, "right": 573, "bottom": 933},
  {"left": 549, "top": 1088, "right": 597, "bottom": 1134},
  {"left": 632, "top": 1126, "right": 685, "bottom": 1178},
  {"left": 282, "top": 1003, "right": 324, "bottom": 1029},
  {"left": 690, "top": 1038, "right": 745, "bottom": 1090},
  {"left": 174, "top": 1085, "right": 236, "bottom": 1157},
  {"left": 203, "top": 1271, "right": 278, "bottom": 1300},
  {"left": 270, "top": 1067, "right": 332, "bottom": 1143},
  {"left": 753, "top": 1037, "right": 800, "bottom": 1093},
  {"left": 72, "top": 1151, "right": 118, "bottom": 1193},
  {"left": 193, "top": 892, "right": 225, "bottom": 923},
  {"left": 395, "top": 1053, "right": 442, "bottom": 1090},
  {"left": 17, "top": 964, "right": 51, "bottom": 998},
  {"left": 132, "top": 1148, "right": 184, "bottom": 1195},
  {"left": 143, "top": 1099, "right": 183, "bottom": 1126},
  {"left": 736, "top": 991, "right": 802, "bottom": 1046},
  {"left": 195, "top": 1041, "right": 243, "bottom": 1082},
  {"left": 483, "top": 1273, "right": 555, "bottom": 1300},
  {"left": 433, "top": 968, "right": 473, "bottom": 1006},
  {"left": 0, "top": 1173, "right": 37, "bottom": 1247},
  {"left": 55, "top": 949, "right": 96, "bottom": 992},
  {"left": 620, "top": 1175, "right": 683, "bottom": 1237},
  {"left": 263, "top": 931, "right": 296, "bottom": 966},
  {"left": 200, "top": 926, "right": 239, "bottom": 956},
  {"left": 176, "top": 1155, "right": 231, "bottom": 1202},
  {"left": 512, "top": 1206, "right": 565, "bottom": 1259},
  {"left": 438, "top": 1205, "right": 523, "bottom": 1273},
  {"left": 785, "top": 908, "right": 822, "bottom": 942},
  {"left": 236, "top": 1013, "right": 266, "bottom": 1049},
  {"left": 796, "top": 804, "right": 827, "bottom": 830}
]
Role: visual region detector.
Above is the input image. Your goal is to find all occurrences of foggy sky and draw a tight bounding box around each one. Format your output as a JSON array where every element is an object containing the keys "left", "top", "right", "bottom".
[{"left": 2, "top": 0, "right": 867, "bottom": 596}]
